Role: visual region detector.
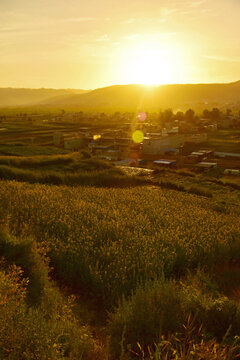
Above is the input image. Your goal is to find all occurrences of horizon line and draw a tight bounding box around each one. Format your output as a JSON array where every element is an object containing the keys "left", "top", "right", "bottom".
[{"left": 0, "top": 79, "right": 240, "bottom": 91}]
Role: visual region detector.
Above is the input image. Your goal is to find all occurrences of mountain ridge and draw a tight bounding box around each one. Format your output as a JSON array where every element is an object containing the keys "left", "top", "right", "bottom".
[
  {"left": 1, "top": 81, "right": 240, "bottom": 111},
  {"left": 0, "top": 88, "right": 89, "bottom": 107}
]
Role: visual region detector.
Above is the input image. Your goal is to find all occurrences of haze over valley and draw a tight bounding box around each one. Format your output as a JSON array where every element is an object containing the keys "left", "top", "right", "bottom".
[{"left": 1, "top": 81, "right": 240, "bottom": 111}]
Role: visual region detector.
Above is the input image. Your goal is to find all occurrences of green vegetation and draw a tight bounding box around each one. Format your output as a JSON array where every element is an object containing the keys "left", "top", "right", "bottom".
[
  {"left": 1, "top": 179, "right": 240, "bottom": 358},
  {"left": 0, "top": 144, "right": 68, "bottom": 156},
  {"left": 0, "top": 153, "right": 146, "bottom": 187},
  {"left": 108, "top": 274, "right": 240, "bottom": 357},
  {"left": 0, "top": 231, "right": 102, "bottom": 360},
  {"left": 0, "top": 107, "right": 240, "bottom": 358},
  {"left": 207, "top": 130, "right": 240, "bottom": 153}
]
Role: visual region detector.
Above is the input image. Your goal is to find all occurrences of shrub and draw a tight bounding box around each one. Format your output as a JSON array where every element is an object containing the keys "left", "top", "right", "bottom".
[
  {"left": 176, "top": 169, "right": 196, "bottom": 177},
  {"left": 159, "top": 180, "right": 186, "bottom": 192},
  {"left": 0, "top": 263, "right": 101, "bottom": 359},
  {"left": 107, "top": 276, "right": 240, "bottom": 357},
  {"left": 0, "top": 231, "right": 49, "bottom": 305},
  {"left": 188, "top": 185, "right": 213, "bottom": 198},
  {"left": 135, "top": 317, "right": 240, "bottom": 359}
]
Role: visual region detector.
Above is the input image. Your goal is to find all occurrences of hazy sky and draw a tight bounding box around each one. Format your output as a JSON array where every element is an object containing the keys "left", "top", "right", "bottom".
[{"left": 0, "top": 0, "right": 240, "bottom": 89}]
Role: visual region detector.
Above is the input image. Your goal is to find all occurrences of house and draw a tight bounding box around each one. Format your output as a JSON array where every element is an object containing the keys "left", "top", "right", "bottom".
[
  {"left": 203, "top": 124, "right": 217, "bottom": 131},
  {"left": 198, "top": 149, "right": 214, "bottom": 158},
  {"left": 164, "top": 148, "right": 179, "bottom": 156},
  {"left": 153, "top": 159, "right": 177, "bottom": 167},
  {"left": 167, "top": 127, "right": 179, "bottom": 134},
  {"left": 143, "top": 135, "right": 185, "bottom": 155},
  {"left": 190, "top": 152, "right": 206, "bottom": 161},
  {"left": 195, "top": 162, "right": 217, "bottom": 170},
  {"left": 214, "top": 152, "right": 240, "bottom": 159},
  {"left": 224, "top": 169, "right": 240, "bottom": 175}
]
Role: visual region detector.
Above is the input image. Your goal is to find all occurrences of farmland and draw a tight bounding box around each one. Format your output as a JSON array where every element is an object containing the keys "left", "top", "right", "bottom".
[
  {"left": 1, "top": 179, "right": 240, "bottom": 358},
  {"left": 1, "top": 112, "right": 240, "bottom": 359}
]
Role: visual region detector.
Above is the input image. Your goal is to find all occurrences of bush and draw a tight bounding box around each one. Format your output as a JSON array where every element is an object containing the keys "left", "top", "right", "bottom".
[
  {"left": 159, "top": 180, "right": 186, "bottom": 192},
  {"left": 107, "top": 276, "right": 240, "bottom": 357},
  {"left": 224, "top": 181, "right": 240, "bottom": 191},
  {"left": 188, "top": 185, "right": 213, "bottom": 198},
  {"left": 0, "top": 154, "right": 74, "bottom": 168},
  {"left": 0, "top": 264, "right": 101, "bottom": 359},
  {"left": 81, "top": 150, "right": 91, "bottom": 159},
  {"left": 0, "top": 162, "right": 143, "bottom": 188},
  {"left": 176, "top": 169, "right": 196, "bottom": 177},
  {"left": 0, "top": 231, "right": 49, "bottom": 305},
  {"left": 0, "top": 165, "right": 38, "bottom": 183}
]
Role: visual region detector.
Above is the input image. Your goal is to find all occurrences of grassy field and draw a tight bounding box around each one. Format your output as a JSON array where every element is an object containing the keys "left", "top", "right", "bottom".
[
  {"left": 0, "top": 116, "right": 86, "bottom": 156},
  {"left": 1, "top": 181, "right": 240, "bottom": 297},
  {"left": 1, "top": 179, "right": 240, "bottom": 358},
  {"left": 0, "top": 153, "right": 148, "bottom": 189},
  {"left": 0, "top": 143, "right": 69, "bottom": 156},
  {"left": 207, "top": 130, "right": 240, "bottom": 152}
]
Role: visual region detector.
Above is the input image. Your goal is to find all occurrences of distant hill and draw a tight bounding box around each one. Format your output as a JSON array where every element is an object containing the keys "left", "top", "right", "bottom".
[
  {"left": 38, "top": 81, "right": 240, "bottom": 112},
  {"left": 0, "top": 88, "right": 89, "bottom": 107},
  {"left": 1, "top": 81, "right": 240, "bottom": 111}
]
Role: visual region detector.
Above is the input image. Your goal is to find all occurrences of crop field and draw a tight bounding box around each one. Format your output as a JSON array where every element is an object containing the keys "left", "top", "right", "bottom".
[
  {"left": 0, "top": 117, "right": 87, "bottom": 156},
  {"left": 1, "top": 181, "right": 240, "bottom": 302},
  {"left": 0, "top": 140, "right": 240, "bottom": 358},
  {"left": 0, "top": 128, "right": 240, "bottom": 358},
  {"left": 207, "top": 130, "right": 240, "bottom": 152},
  {"left": 1, "top": 179, "right": 240, "bottom": 358}
]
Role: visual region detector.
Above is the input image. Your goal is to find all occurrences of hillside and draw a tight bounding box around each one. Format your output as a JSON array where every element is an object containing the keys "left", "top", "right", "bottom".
[
  {"left": 0, "top": 88, "right": 89, "bottom": 107},
  {"left": 39, "top": 81, "right": 240, "bottom": 111},
  {"left": 1, "top": 81, "right": 240, "bottom": 112}
]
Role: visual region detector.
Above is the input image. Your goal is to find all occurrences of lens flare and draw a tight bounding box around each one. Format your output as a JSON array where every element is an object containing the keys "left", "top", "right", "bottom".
[
  {"left": 138, "top": 112, "right": 147, "bottom": 122},
  {"left": 93, "top": 134, "right": 101, "bottom": 140},
  {"left": 132, "top": 130, "right": 144, "bottom": 143}
]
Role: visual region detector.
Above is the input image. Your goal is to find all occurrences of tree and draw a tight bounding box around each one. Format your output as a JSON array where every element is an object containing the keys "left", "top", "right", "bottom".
[
  {"left": 202, "top": 109, "right": 211, "bottom": 119},
  {"left": 211, "top": 108, "right": 221, "bottom": 120},
  {"left": 185, "top": 109, "right": 195, "bottom": 122},
  {"left": 163, "top": 109, "right": 173, "bottom": 122},
  {"left": 226, "top": 108, "right": 232, "bottom": 116},
  {"left": 175, "top": 111, "right": 184, "bottom": 121}
]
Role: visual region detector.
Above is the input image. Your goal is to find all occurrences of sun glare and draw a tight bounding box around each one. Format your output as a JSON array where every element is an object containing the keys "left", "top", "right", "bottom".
[{"left": 120, "top": 41, "right": 184, "bottom": 85}]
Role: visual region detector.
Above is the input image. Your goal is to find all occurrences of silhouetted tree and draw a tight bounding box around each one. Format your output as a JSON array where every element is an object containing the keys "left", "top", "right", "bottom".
[
  {"left": 159, "top": 109, "right": 173, "bottom": 127},
  {"left": 211, "top": 107, "right": 221, "bottom": 120},
  {"left": 185, "top": 109, "right": 195, "bottom": 122},
  {"left": 175, "top": 111, "right": 184, "bottom": 121},
  {"left": 226, "top": 108, "right": 232, "bottom": 116},
  {"left": 202, "top": 109, "right": 211, "bottom": 119},
  {"left": 163, "top": 109, "right": 173, "bottom": 122}
]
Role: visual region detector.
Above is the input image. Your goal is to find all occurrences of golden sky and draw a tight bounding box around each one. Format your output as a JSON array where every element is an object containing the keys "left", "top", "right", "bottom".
[{"left": 0, "top": 0, "right": 240, "bottom": 89}]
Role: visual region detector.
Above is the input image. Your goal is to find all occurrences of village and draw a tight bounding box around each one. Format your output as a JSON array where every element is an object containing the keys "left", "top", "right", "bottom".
[
  {"left": 0, "top": 108, "right": 240, "bottom": 175},
  {"left": 47, "top": 110, "right": 240, "bottom": 175}
]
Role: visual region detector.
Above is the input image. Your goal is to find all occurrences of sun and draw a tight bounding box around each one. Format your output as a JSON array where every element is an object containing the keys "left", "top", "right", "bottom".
[{"left": 119, "top": 41, "right": 183, "bottom": 85}]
